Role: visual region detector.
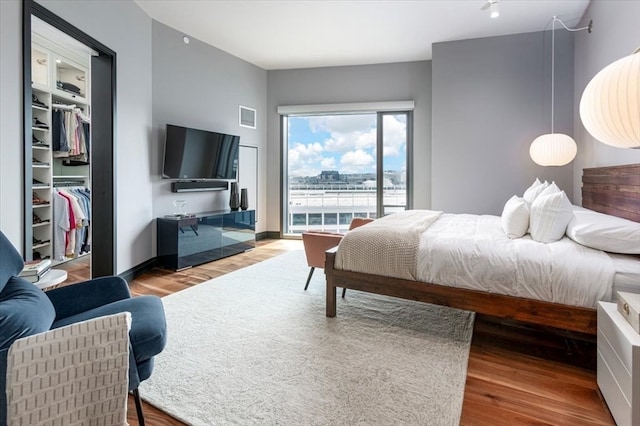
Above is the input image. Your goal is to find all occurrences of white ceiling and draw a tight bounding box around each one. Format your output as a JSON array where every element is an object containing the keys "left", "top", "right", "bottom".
[{"left": 135, "top": 0, "right": 590, "bottom": 70}]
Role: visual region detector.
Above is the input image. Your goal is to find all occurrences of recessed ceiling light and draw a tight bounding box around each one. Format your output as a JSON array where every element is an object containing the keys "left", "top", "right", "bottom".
[
  {"left": 490, "top": 2, "right": 500, "bottom": 19},
  {"left": 183, "top": 36, "right": 190, "bottom": 44}
]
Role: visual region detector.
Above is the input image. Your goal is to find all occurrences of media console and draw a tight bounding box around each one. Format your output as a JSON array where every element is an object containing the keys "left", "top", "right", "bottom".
[{"left": 157, "top": 209, "right": 255, "bottom": 270}]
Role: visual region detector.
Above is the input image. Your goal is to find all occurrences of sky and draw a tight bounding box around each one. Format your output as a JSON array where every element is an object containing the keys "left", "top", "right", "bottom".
[{"left": 287, "top": 113, "right": 407, "bottom": 177}]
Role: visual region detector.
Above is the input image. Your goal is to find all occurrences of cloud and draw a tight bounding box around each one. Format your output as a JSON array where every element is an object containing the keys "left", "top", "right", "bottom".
[
  {"left": 307, "top": 114, "right": 377, "bottom": 154},
  {"left": 320, "top": 157, "right": 336, "bottom": 169},
  {"left": 288, "top": 142, "right": 325, "bottom": 176},
  {"left": 287, "top": 113, "right": 407, "bottom": 176},
  {"left": 340, "top": 149, "right": 374, "bottom": 173},
  {"left": 382, "top": 115, "right": 406, "bottom": 158}
]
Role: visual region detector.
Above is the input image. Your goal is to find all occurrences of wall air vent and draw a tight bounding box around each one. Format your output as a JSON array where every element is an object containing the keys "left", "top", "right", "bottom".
[{"left": 239, "top": 105, "right": 257, "bottom": 129}]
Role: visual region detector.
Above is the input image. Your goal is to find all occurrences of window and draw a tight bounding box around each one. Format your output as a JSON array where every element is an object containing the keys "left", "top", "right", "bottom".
[{"left": 282, "top": 109, "right": 412, "bottom": 235}]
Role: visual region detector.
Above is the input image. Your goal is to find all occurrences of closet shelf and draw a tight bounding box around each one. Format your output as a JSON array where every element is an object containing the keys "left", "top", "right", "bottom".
[
  {"left": 52, "top": 90, "right": 88, "bottom": 105},
  {"left": 52, "top": 175, "right": 88, "bottom": 179},
  {"left": 32, "top": 127, "right": 49, "bottom": 132},
  {"left": 32, "top": 146, "right": 49, "bottom": 151},
  {"left": 33, "top": 204, "right": 50, "bottom": 209},
  {"left": 33, "top": 222, "right": 51, "bottom": 228},
  {"left": 32, "top": 164, "right": 50, "bottom": 169},
  {"left": 32, "top": 105, "right": 49, "bottom": 112},
  {"left": 32, "top": 242, "right": 51, "bottom": 249}
]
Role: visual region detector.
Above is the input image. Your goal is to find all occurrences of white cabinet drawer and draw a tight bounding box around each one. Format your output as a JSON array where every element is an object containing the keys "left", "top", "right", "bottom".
[
  {"left": 597, "top": 302, "right": 640, "bottom": 426},
  {"left": 598, "top": 353, "right": 633, "bottom": 426},
  {"left": 598, "top": 303, "right": 638, "bottom": 372},
  {"left": 597, "top": 331, "right": 632, "bottom": 401}
]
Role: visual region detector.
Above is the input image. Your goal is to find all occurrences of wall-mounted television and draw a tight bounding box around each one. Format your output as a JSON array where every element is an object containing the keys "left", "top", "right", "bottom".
[{"left": 162, "top": 124, "right": 240, "bottom": 180}]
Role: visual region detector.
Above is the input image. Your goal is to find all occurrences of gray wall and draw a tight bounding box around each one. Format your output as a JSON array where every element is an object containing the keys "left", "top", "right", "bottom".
[
  {"left": 0, "top": 0, "right": 23, "bottom": 247},
  {"left": 431, "top": 31, "right": 575, "bottom": 215},
  {"left": 151, "top": 21, "right": 268, "bottom": 236},
  {"left": 0, "top": 0, "right": 154, "bottom": 273},
  {"left": 38, "top": 0, "right": 153, "bottom": 274},
  {"left": 573, "top": 0, "right": 640, "bottom": 202},
  {"left": 266, "top": 61, "right": 432, "bottom": 233}
]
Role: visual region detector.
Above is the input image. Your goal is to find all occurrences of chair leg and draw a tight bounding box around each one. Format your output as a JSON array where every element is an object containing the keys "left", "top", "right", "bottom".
[
  {"left": 133, "top": 388, "right": 145, "bottom": 426},
  {"left": 304, "top": 267, "right": 315, "bottom": 291},
  {"left": 342, "top": 287, "right": 347, "bottom": 298}
]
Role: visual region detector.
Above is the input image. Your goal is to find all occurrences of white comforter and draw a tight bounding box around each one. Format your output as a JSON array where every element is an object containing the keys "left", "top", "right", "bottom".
[{"left": 416, "top": 214, "right": 615, "bottom": 308}]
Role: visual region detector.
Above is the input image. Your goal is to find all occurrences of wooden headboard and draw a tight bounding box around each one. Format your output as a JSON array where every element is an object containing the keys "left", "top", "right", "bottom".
[{"left": 582, "top": 163, "right": 640, "bottom": 223}]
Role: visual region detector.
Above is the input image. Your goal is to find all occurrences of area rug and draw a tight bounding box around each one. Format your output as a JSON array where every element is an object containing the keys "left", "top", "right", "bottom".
[{"left": 140, "top": 250, "right": 475, "bottom": 425}]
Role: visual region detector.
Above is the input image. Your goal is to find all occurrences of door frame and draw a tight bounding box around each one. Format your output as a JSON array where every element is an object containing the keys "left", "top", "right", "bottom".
[{"left": 22, "top": 0, "right": 117, "bottom": 276}]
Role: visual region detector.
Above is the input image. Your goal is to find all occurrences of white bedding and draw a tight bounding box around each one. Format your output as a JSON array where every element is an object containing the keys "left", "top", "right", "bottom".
[
  {"left": 416, "top": 214, "right": 616, "bottom": 308},
  {"left": 608, "top": 253, "right": 640, "bottom": 297}
]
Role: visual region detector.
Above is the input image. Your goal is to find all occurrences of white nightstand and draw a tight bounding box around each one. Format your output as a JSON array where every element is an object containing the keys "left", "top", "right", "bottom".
[{"left": 597, "top": 302, "right": 639, "bottom": 426}]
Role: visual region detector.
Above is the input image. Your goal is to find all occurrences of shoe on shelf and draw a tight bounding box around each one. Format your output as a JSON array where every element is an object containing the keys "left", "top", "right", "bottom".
[
  {"left": 33, "top": 237, "right": 51, "bottom": 245},
  {"left": 32, "top": 193, "right": 48, "bottom": 205},
  {"left": 32, "top": 135, "right": 49, "bottom": 148},
  {"left": 32, "top": 157, "right": 49, "bottom": 166},
  {"left": 33, "top": 213, "right": 43, "bottom": 223},
  {"left": 32, "top": 94, "right": 47, "bottom": 108},
  {"left": 33, "top": 178, "right": 48, "bottom": 187},
  {"left": 33, "top": 117, "right": 49, "bottom": 129}
]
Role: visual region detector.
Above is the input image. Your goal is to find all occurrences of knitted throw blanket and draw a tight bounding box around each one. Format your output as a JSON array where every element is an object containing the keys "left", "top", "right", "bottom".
[{"left": 335, "top": 210, "right": 442, "bottom": 280}]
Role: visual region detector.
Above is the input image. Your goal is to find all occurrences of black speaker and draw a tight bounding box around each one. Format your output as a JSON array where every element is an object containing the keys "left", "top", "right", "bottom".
[{"left": 171, "top": 181, "right": 229, "bottom": 192}]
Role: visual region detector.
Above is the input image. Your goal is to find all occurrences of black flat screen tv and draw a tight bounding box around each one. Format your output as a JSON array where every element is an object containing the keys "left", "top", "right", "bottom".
[{"left": 162, "top": 124, "right": 240, "bottom": 180}]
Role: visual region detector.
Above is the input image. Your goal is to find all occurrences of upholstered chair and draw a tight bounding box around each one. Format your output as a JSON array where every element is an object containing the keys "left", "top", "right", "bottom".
[
  {"left": 5, "top": 313, "right": 131, "bottom": 425},
  {"left": 301, "top": 218, "right": 374, "bottom": 296},
  {"left": 0, "top": 231, "right": 167, "bottom": 426}
]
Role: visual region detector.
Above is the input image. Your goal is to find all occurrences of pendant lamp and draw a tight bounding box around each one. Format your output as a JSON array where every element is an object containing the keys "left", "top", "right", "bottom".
[
  {"left": 530, "top": 17, "right": 577, "bottom": 166},
  {"left": 579, "top": 48, "right": 640, "bottom": 149}
]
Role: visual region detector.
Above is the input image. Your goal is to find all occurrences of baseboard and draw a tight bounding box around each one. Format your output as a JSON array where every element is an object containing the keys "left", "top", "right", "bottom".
[
  {"left": 119, "top": 257, "right": 159, "bottom": 283},
  {"left": 257, "top": 231, "right": 280, "bottom": 240}
]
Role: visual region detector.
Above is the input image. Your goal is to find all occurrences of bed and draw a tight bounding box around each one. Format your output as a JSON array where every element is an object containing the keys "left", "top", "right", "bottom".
[{"left": 325, "top": 164, "right": 640, "bottom": 335}]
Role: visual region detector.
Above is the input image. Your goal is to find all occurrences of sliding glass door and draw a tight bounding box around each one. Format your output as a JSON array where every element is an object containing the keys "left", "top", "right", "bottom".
[
  {"left": 379, "top": 112, "right": 410, "bottom": 216},
  {"left": 282, "top": 111, "right": 411, "bottom": 235}
]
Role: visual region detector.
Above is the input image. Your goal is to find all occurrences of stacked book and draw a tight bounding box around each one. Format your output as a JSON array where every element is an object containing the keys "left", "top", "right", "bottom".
[{"left": 19, "top": 259, "right": 52, "bottom": 283}]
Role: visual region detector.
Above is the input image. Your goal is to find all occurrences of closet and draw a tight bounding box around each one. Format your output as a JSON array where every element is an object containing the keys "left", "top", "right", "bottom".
[{"left": 28, "top": 18, "right": 94, "bottom": 266}]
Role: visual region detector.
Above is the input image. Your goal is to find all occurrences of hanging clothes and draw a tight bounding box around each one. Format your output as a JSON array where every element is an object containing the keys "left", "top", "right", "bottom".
[
  {"left": 52, "top": 191, "right": 71, "bottom": 261},
  {"left": 52, "top": 105, "right": 90, "bottom": 163},
  {"left": 52, "top": 186, "right": 91, "bottom": 261}
]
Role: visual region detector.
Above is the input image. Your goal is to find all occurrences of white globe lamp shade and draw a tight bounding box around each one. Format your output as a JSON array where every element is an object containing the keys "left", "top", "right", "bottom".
[
  {"left": 529, "top": 133, "right": 577, "bottom": 166},
  {"left": 579, "top": 50, "right": 640, "bottom": 148}
]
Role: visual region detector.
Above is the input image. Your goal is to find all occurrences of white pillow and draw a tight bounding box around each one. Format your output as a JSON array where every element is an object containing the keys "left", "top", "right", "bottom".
[
  {"left": 523, "top": 179, "right": 549, "bottom": 205},
  {"left": 567, "top": 207, "right": 640, "bottom": 254},
  {"left": 501, "top": 196, "right": 530, "bottom": 239},
  {"left": 530, "top": 191, "right": 573, "bottom": 243},
  {"left": 537, "top": 181, "right": 561, "bottom": 198}
]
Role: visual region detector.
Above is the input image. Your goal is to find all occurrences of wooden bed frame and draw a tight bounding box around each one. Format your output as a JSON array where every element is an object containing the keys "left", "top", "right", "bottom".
[{"left": 325, "top": 163, "right": 640, "bottom": 335}]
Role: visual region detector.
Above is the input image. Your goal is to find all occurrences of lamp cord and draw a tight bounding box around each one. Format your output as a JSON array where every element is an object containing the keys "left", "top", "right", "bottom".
[
  {"left": 551, "top": 17, "right": 556, "bottom": 135},
  {"left": 555, "top": 17, "right": 592, "bottom": 33},
  {"left": 548, "top": 15, "right": 592, "bottom": 134}
]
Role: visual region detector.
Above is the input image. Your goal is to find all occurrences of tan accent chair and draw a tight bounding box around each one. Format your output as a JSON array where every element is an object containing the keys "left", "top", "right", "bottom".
[{"left": 302, "top": 218, "right": 374, "bottom": 296}]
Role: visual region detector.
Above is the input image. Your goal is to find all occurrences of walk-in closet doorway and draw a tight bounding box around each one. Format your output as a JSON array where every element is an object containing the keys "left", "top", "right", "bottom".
[{"left": 22, "top": 0, "right": 116, "bottom": 278}]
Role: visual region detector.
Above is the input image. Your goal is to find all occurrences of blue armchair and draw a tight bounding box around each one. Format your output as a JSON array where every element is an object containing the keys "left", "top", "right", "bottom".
[{"left": 0, "top": 231, "right": 166, "bottom": 425}]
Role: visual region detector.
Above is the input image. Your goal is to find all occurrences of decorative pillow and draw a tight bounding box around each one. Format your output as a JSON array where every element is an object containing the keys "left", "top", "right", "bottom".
[
  {"left": 529, "top": 191, "right": 573, "bottom": 243},
  {"left": 522, "top": 179, "right": 549, "bottom": 205},
  {"left": 537, "top": 181, "right": 561, "bottom": 198},
  {"left": 567, "top": 207, "right": 640, "bottom": 254},
  {"left": 501, "top": 196, "right": 529, "bottom": 239}
]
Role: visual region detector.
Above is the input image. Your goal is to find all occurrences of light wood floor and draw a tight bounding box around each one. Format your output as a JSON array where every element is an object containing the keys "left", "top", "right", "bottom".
[{"left": 58, "top": 239, "right": 615, "bottom": 425}]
